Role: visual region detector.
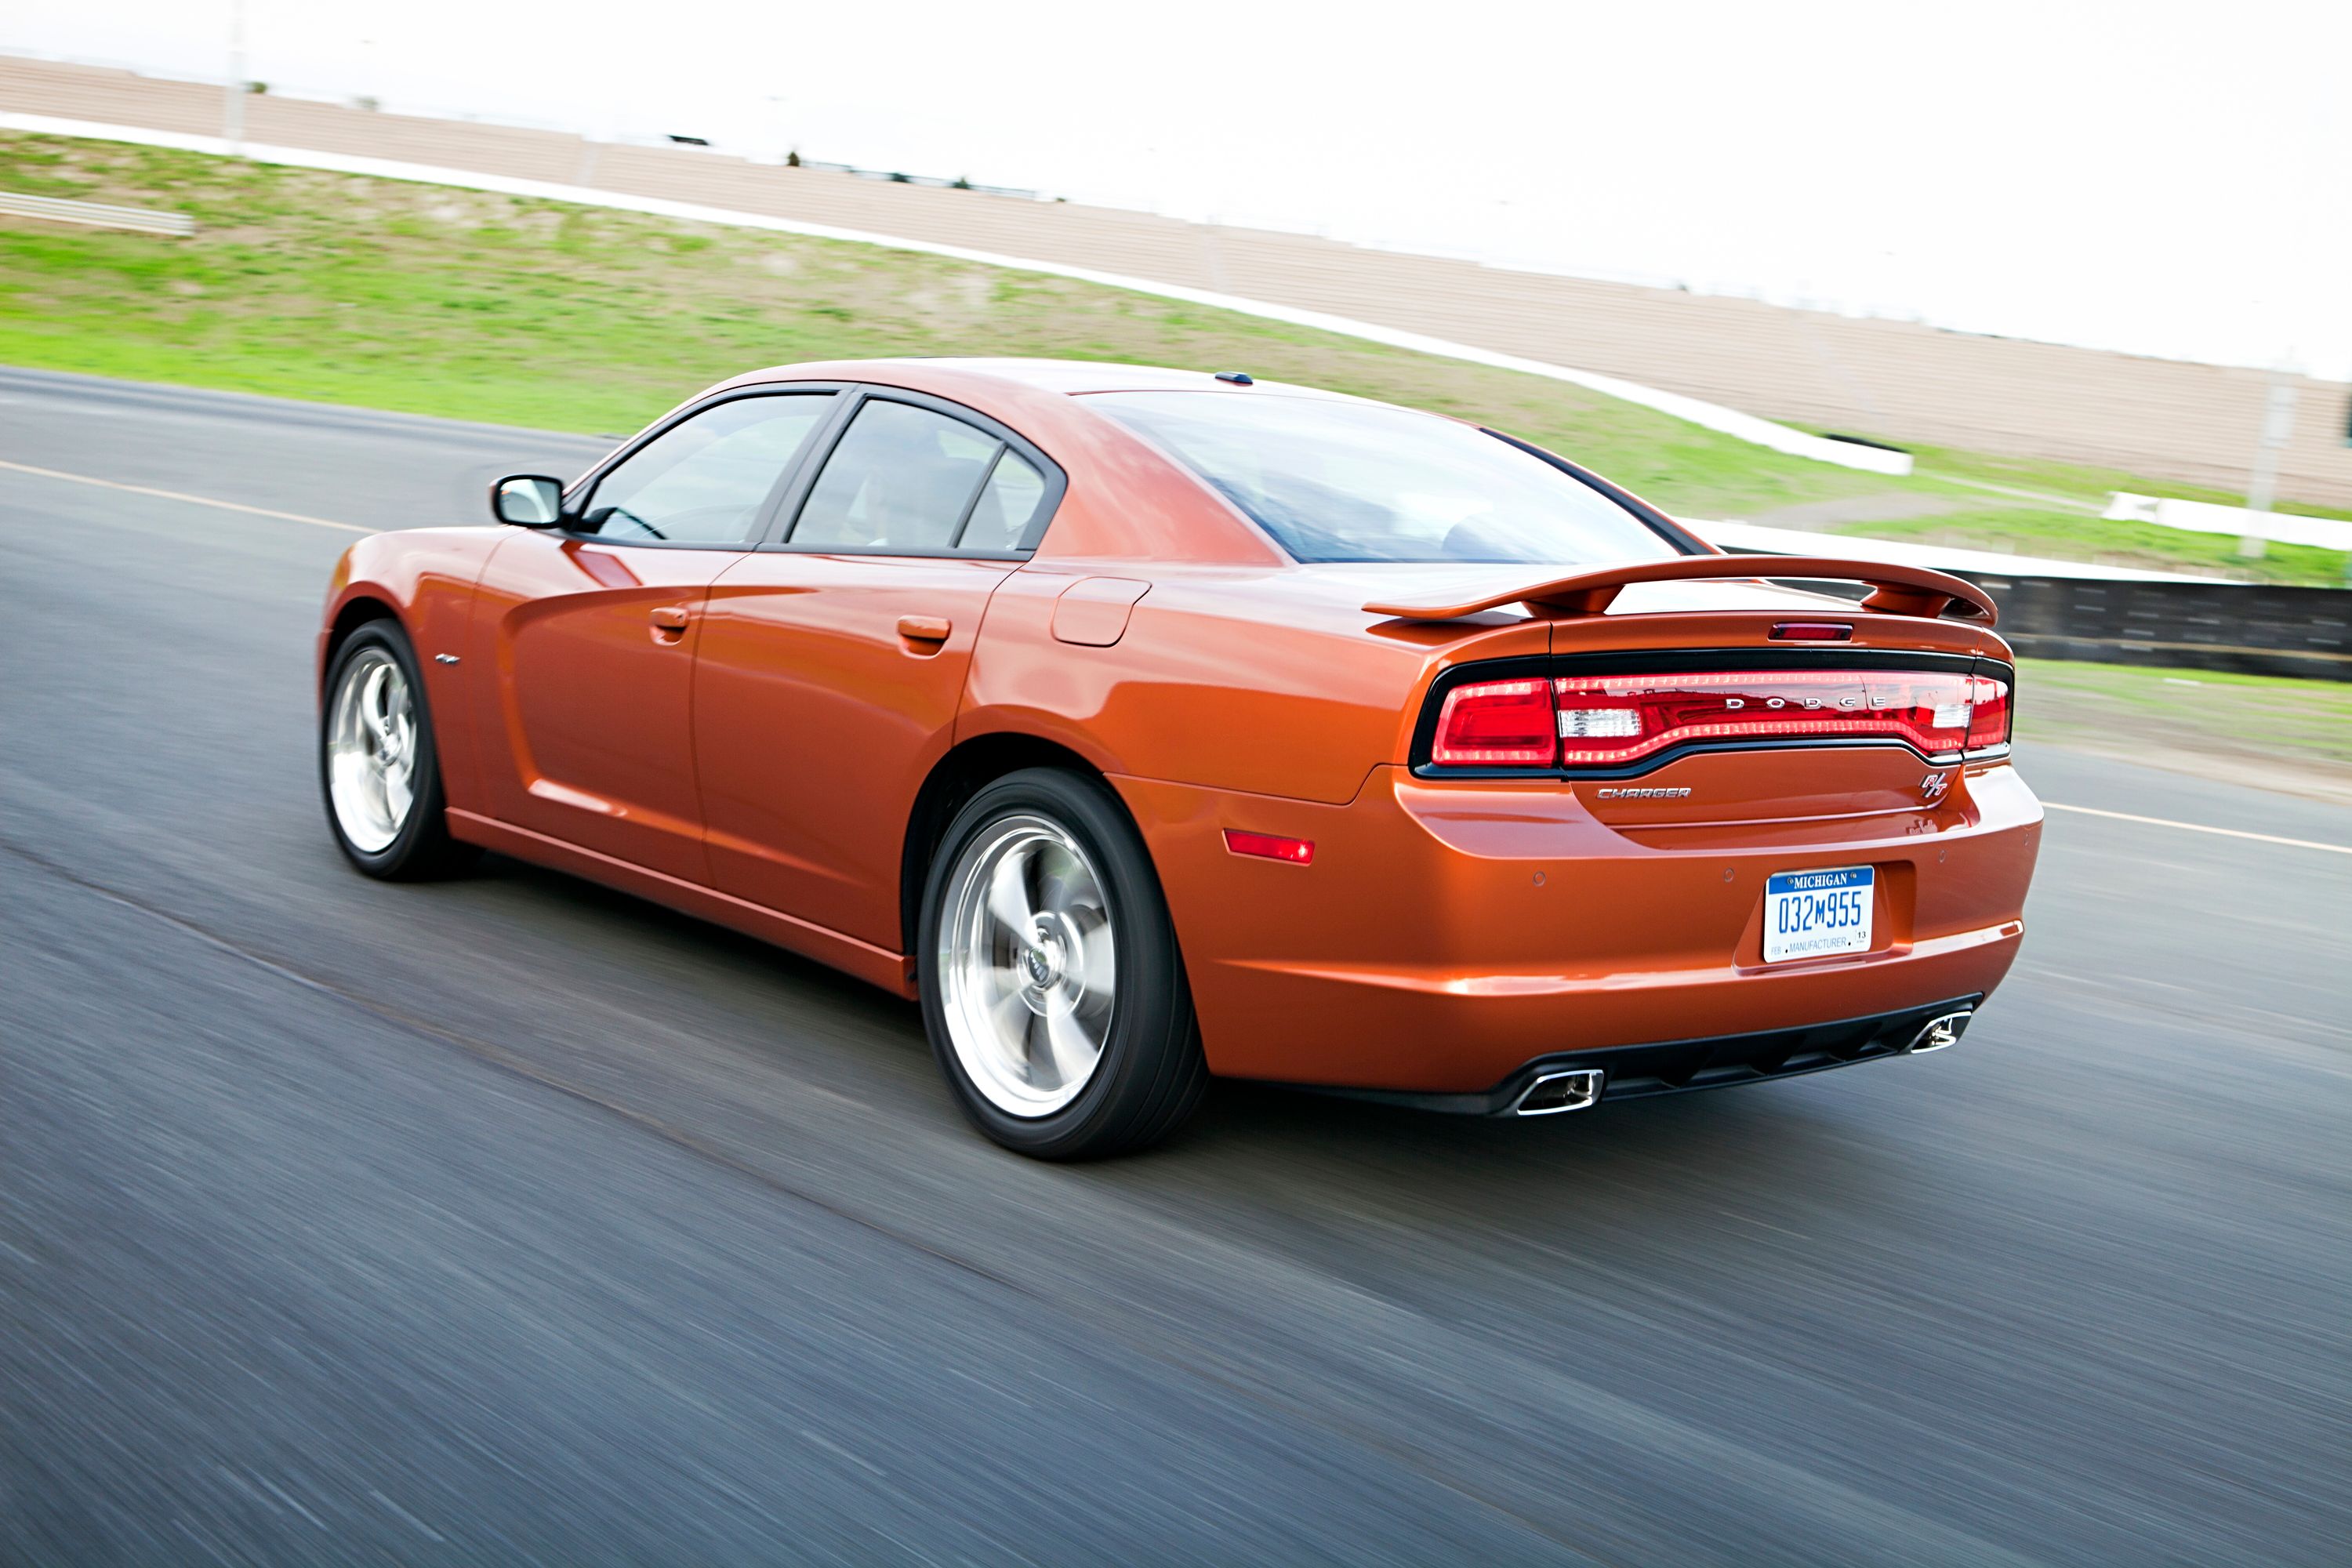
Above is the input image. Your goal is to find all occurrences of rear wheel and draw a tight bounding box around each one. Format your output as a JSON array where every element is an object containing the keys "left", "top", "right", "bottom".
[
  {"left": 320, "top": 620, "right": 474, "bottom": 880},
  {"left": 920, "top": 768, "right": 1207, "bottom": 1159}
]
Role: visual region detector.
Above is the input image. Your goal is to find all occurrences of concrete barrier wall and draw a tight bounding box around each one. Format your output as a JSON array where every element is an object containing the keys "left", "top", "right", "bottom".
[
  {"left": 1963, "top": 576, "right": 2350, "bottom": 679},
  {"left": 3, "top": 55, "right": 2348, "bottom": 506},
  {"left": 1751, "top": 569, "right": 2349, "bottom": 679}
]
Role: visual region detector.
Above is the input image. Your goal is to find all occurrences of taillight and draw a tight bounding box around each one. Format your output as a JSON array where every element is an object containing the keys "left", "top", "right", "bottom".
[
  {"left": 1432, "top": 677, "right": 1557, "bottom": 765},
  {"left": 1425, "top": 666, "right": 2016, "bottom": 770},
  {"left": 1964, "top": 675, "right": 2011, "bottom": 758},
  {"left": 1552, "top": 670, "right": 1978, "bottom": 766}
]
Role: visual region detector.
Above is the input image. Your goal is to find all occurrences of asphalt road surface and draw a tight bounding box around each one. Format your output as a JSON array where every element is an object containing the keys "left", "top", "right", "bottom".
[{"left": 5, "top": 367, "right": 2348, "bottom": 1566}]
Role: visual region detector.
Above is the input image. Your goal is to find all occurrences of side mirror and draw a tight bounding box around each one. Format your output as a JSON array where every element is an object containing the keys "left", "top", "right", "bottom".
[{"left": 491, "top": 474, "right": 566, "bottom": 528}]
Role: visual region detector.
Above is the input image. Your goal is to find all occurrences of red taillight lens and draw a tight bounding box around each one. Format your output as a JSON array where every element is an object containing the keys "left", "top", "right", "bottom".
[
  {"left": 1769, "top": 622, "right": 1854, "bottom": 641},
  {"left": 1224, "top": 829, "right": 1315, "bottom": 865},
  {"left": 1551, "top": 670, "right": 1978, "bottom": 766},
  {"left": 1964, "top": 675, "right": 2011, "bottom": 757},
  {"left": 1425, "top": 666, "right": 2013, "bottom": 770},
  {"left": 1431, "top": 677, "right": 1557, "bottom": 766}
]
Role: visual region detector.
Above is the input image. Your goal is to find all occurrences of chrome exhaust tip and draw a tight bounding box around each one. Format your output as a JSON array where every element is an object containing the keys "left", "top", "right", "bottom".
[
  {"left": 1908, "top": 1010, "right": 1973, "bottom": 1054},
  {"left": 1512, "top": 1067, "right": 1605, "bottom": 1116}
]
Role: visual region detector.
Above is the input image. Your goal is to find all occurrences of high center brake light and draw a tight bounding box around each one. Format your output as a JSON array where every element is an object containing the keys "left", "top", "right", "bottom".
[{"left": 1430, "top": 668, "right": 2013, "bottom": 770}]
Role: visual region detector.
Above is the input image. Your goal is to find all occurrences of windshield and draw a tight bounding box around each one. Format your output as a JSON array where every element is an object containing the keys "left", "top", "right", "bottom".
[{"left": 1088, "top": 391, "right": 1682, "bottom": 564}]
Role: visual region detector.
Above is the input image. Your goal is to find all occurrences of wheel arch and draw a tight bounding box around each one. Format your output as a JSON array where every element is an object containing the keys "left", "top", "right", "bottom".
[
  {"left": 901, "top": 732, "right": 1116, "bottom": 957},
  {"left": 320, "top": 593, "right": 404, "bottom": 693}
]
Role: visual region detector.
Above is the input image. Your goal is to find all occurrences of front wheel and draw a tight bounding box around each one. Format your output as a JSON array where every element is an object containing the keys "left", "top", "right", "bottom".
[
  {"left": 320, "top": 620, "right": 475, "bottom": 880},
  {"left": 919, "top": 768, "right": 1207, "bottom": 1160}
]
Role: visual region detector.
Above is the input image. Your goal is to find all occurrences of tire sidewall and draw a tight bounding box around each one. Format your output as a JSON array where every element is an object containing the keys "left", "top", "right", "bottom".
[
  {"left": 319, "top": 620, "right": 446, "bottom": 878},
  {"left": 918, "top": 768, "right": 1191, "bottom": 1159}
]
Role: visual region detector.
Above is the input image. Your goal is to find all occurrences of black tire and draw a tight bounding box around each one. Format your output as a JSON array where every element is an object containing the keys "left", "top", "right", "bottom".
[
  {"left": 318, "top": 619, "right": 477, "bottom": 881},
  {"left": 918, "top": 768, "right": 1208, "bottom": 1160}
]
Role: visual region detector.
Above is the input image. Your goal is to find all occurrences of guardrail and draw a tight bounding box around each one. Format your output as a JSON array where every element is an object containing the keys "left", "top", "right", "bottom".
[{"left": 0, "top": 190, "right": 193, "bottom": 235}]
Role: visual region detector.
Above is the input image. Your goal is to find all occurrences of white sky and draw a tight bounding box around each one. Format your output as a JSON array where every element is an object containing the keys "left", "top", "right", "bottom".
[{"left": 15, "top": 0, "right": 2351, "bottom": 376}]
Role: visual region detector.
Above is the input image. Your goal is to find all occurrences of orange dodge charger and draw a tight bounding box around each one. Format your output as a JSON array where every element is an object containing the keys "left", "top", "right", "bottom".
[{"left": 318, "top": 359, "right": 2039, "bottom": 1157}]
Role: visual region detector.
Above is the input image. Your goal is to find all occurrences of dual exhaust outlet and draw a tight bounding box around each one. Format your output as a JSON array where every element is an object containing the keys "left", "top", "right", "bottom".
[{"left": 1504, "top": 1008, "right": 1973, "bottom": 1117}]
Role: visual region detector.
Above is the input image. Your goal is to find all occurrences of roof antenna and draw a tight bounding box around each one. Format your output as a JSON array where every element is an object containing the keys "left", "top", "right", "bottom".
[{"left": 1214, "top": 372, "right": 1254, "bottom": 386}]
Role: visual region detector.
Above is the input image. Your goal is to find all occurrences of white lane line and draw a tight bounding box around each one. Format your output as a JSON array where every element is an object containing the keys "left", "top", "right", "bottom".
[
  {"left": 2044, "top": 801, "right": 2352, "bottom": 856},
  {"left": 0, "top": 456, "right": 373, "bottom": 534}
]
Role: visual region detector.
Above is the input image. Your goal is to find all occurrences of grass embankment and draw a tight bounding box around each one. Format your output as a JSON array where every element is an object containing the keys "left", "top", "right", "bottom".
[{"left": 2, "top": 130, "right": 2346, "bottom": 585}]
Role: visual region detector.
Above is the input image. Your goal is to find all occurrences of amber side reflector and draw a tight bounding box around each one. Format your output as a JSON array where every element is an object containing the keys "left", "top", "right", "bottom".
[
  {"left": 1224, "top": 829, "right": 1314, "bottom": 866},
  {"left": 1770, "top": 622, "right": 1854, "bottom": 641}
]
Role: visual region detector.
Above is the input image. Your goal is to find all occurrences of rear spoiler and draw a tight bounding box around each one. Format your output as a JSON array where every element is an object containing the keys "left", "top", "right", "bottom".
[{"left": 1362, "top": 554, "right": 1998, "bottom": 626}]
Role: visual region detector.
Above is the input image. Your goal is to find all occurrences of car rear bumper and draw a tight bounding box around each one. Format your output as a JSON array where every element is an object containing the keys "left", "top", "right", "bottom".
[
  {"left": 1115, "top": 760, "right": 2039, "bottom": 1094},
  {"left": 1302, "top": 993, "right": 1983, "bottom": 1116}
]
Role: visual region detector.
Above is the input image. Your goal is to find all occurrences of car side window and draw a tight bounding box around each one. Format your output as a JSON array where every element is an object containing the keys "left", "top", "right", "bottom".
[
  {"left": 958, "top": 449, "right": 1050, "bottom": 552},
  {"left": 789, "top": 400, "right": 1007, "bottom": 553},
  {"left": 579, "top": 394, "right": 833, "bottom": 544}
]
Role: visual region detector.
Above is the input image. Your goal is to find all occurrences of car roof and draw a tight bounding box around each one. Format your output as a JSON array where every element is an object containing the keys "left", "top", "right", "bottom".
[
  {"left": 782, "top": 357, "right": 1363, "bottom": 401},
  {"left": 702, "top": 356, "right": 1302, "bottom": 565},
  {"left": 699, "top": 356, "right": 1504, "bottom": 567}
]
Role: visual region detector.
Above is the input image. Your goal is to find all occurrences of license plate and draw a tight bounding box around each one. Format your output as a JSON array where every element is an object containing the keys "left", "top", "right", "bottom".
[{"left": 1762, "top": 866, "right": 1875, "bottom": 963}]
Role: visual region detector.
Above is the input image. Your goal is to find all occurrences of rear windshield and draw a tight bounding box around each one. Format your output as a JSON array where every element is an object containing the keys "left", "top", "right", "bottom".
[{"left": 1087, "top": 391, "right": 1682, "bottom": 564}]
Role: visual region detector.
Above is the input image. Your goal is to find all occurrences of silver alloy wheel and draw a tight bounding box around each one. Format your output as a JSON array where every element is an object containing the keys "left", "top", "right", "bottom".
[
  {"left": 937, "top": 813, "right": 1117, "bottom": 1117},
  {"left": 325, "top": 646, "right": 419, "bottom": 854}
]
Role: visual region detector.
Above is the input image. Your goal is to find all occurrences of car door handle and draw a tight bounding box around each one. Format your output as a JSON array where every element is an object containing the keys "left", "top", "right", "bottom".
[
  {"left": 648, "top": 604, "right": 692, "bottom": 644},
  {"left": 896, "top": 615, "right": 952, "bottom": 643}
]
